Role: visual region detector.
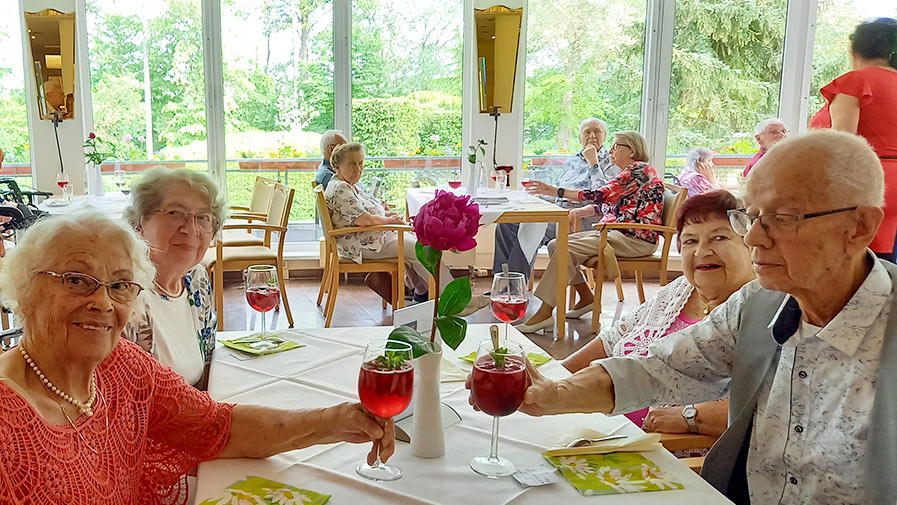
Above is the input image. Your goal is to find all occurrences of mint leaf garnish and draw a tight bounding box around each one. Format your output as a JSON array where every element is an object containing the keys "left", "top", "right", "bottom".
[
  {"left": 373, "top": 353, "right": 406, "bottom": 371},
  {"left": 490, "top": 347, "right": 509, "bottom": 368}
]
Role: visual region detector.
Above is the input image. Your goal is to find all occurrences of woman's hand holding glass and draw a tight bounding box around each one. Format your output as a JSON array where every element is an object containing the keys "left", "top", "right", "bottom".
[{"left": 523, "top": 180, "right": 557, "bottom": 197}]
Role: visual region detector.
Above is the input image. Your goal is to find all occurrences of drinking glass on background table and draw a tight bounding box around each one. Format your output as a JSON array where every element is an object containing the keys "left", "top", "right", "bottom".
[
  {"left": 113, "top": 168, "right": 130, "bottom": 194},
  {"left": 469, "top": 339, "right": 527, "bottom": 478},
  {"left": 448, "top": 169, "right": 462, "bottom": 190},
  {"left": 490, "top": 271, "right": 528, "bottom": 340},
  {"left": 56, "top": 172, "right": 72, "bottom": 204},
  {"left": 356, "top": 339, "right": 414, "bottom": 481},
  {"left": 244, "top": 265, "right": 282, "bottom": 350}
]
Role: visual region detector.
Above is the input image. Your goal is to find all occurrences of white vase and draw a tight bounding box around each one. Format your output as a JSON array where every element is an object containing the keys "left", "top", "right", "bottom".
[
  {"left": 465, "top": 162, "right": 479, "bottom": 198},
  {"left": 411, "top": 341, "right": 445, "bottom": 458}
]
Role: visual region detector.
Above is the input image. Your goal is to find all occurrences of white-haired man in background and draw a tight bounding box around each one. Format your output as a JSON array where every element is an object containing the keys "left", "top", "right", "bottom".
[
  {"left": 513, "top": 129, "right": 897, "bottom": 504},
  {"left": 314, "top": 129, "right": 348, "bottom": 189},
  {"left": 742, "top": 118, "right": 788, "bottom": 176}
]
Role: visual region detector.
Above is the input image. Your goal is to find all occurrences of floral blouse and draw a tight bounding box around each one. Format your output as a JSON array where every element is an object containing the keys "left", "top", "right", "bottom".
[
  {"left": 324, "top": 178, "right": 390, "bottom": 263},
  {"left": 123, "top": 265, "right": 217, "bottom": 388},
  {"left": 578, "top": 161, "right": 664, "bottom": 244}
]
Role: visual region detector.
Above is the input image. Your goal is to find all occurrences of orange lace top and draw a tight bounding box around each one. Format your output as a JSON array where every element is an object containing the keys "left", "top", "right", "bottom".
[{"left": 0, "top": 340, "right": 233, "bottom": 504}]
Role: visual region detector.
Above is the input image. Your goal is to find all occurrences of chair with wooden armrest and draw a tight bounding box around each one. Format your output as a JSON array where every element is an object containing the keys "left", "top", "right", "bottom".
[
  {"left": 223, "top": 176, "right": 276, "bottom": 247},
  {"left": 204, "top": 182, "right": 295, "bottom": 330},
  {"left": 314, "top": 186, "right": 408, "bottom": 327},
  {"left": 582, "top": 183, "right": 687, "bottom": 332},
  {"left": 658, "top": 433, "right": 719, "bottom": 474}
]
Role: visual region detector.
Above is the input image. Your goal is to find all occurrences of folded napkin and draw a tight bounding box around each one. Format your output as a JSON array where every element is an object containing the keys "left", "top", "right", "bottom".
[
  {"left": 543, "top": 452, "right": 683, "bottom": 496},
  {"left": 472, "top": 196, "right": 509, "bottom": 205},
  {"left": 198, "top": 475, "right": 330, "bottom": 505},
  {"left": 440, "top": 358, "right": 469, "bottom": 382},
  {"left": 458, "top": 351, "right": 551, "bottom": 367},
  {"left": 543, "top": 427, "right": 662, "bottom": 457},
  {"left": 220, "top": 336, "right": 304, "bottom": 356}
]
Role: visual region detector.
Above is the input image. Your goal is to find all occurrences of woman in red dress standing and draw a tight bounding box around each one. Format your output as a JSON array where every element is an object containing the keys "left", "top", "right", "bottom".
[{"left": 810, "top": 18, "right": 897, "bottom": 261}]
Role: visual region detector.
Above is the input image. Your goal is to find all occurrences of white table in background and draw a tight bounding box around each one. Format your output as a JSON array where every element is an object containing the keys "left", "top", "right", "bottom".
[
  {"left": 194, "top": 324, "right": 732, "bottom": 505},
  {"left": 37, "top": 193, "right": 130, "bottom": 218}
]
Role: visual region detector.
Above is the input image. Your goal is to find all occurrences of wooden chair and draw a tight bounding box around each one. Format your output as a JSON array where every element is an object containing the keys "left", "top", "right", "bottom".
[
  {"left": 223, "top": 175, "right": 276, "bottom": 247},
  {"left": 314, "top": 186, "right": 409, "bottom": 327},
  {"left": 204, "top": 182, "right": 295, "bottom": 330},
  {"left": 583, "top": 183, "right": 688, "bottom": 332},
  {"left": 658, "top": 433, "right": 719, "bottom": 473}
]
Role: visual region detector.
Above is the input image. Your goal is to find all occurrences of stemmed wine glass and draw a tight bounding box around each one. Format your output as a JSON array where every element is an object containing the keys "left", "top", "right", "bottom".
[
  {"left": 56, "top": 172, "right": 72, "bottom": 204},
  {"left": 469, "top": 339, "right": 527, "bottom": 478},
  {"left": 356, "top": 339, "right": 414, "bottom": 481},
  {"left": 244, "top": 265, "right": 282, "bottom": 350},
  {"left": 114, "top": 168, "right": 130, "bottom": 194},
  {"left": 490, "top": 271, "right": 528, "bottom": 340},
  {"left": 448, "top": 169, "right": 462, "bottom": 190}
]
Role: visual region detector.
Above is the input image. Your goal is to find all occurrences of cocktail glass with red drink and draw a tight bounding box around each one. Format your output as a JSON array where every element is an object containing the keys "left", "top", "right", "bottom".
[
  {"left": 469, "top": 339, "right": 527, "bottom": 477},
  {"left": 448, "top": 169, "right": 462, "bottom": 190},
  {"left": 356, "top": 339, "right": 414, "bottom": 481},
  {"left": 244, "top": 265, "right": 282, "bottom": 350},
  {"left": 56, "top": 172, "right": 72, "bottom": 204},
  {"left": 490, "top": 271, "right": 528, "bottom": 340}
]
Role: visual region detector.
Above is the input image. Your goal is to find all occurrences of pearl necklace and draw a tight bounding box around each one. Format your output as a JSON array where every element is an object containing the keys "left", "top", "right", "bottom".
[
  {"left": 19, "top": 344, "right": 96, "bottom": 417},
  {"left": 153, "top": 279, "right": 183, "bottom": 299}
]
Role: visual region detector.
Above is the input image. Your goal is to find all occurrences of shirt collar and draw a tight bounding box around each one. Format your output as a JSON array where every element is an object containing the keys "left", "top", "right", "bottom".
[{"left": 766, "top": 252, "right": 892, "bottom": 355}]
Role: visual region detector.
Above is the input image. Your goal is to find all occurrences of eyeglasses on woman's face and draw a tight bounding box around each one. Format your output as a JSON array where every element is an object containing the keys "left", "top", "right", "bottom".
[
  {"left": 153, "top": 208, "right": 218, "bottom": 234},
  {"left": 610, "top": 143, "right": 631, "bottom": 151},
  {"left": 726, "top": 206, "right": 857, "bottom": 238},
  {"left": 38, "top": 271, "right": 144, "bottom": 303}
]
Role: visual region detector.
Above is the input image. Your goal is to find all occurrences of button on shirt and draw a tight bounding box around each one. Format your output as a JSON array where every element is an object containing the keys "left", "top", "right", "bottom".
[
  {"left": 550, "top": 150, "right": 619, "bottom": 209},
  {"left": 600, "top": 254, "right": 891, "bottom": 505}
]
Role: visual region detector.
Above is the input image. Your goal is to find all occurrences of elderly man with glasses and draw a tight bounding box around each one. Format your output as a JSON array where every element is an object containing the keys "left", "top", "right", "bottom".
[
  {"left": 511, "top": 129, "right": 897, "bottom": 504},
  {"left": 742, "top": 118, "right": 788, "bottom": 177}
]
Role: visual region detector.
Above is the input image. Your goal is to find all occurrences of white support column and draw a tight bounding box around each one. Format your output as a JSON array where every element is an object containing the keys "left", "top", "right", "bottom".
[
  {"left": 639, "top": 0, "right": 675, "bottom": 170},
  {"left": 778, "top": 0, "right": 817, "bottom": 134},
  {"left": 201, "top": 0, "right": 226, "bottom": 189},
  {"left": 333, "top": 0, "right": 351, "bottom": 138}
]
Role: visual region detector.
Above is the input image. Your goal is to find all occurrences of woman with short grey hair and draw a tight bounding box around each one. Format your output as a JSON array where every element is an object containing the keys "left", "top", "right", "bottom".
[
  {"left": 678, "top": 147, "right": 720, "bottom": 198},
  {"left": 122, "top": 166, "right": 225, "bottom": 389}
]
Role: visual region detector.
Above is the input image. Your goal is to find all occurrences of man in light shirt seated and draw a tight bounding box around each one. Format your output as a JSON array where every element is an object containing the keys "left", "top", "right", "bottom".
[
  {"left": 742, "top": 118, "right": 787, "bottom": 177},
  {"left": 507, "top": 130, "right": 897, "bottom": 504},
  {"left": 314, "top": 129, "right": 348, "bottom": 189}
]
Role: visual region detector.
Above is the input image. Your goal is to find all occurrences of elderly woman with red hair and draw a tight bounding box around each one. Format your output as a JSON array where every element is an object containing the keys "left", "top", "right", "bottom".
[{"left": 562, "top": 190, "right": 753, "bottom": 439}]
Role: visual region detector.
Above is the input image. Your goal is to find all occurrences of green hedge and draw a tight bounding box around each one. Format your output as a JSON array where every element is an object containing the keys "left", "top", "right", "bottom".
[{"left": 353, "top": 98, "right": 422, "bottom": 157}]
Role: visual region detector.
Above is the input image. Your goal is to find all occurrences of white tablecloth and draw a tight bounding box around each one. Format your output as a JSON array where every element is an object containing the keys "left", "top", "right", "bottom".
[
  {"left": 406, "top": 188, "right": 549, "bottom": 264},
  {"left": 37, "top": 193, "right": 130, "bottom": 218},
  {"left": 196, "top": 324, "right": 732, "bottom": 505}
]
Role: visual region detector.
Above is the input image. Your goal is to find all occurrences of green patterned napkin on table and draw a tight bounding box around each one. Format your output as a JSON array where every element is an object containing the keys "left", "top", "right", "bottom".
[
  {"left": 458, "top": 351, "right": 551, "bottom": 367},
  {"left": 198, "top": 476, "right": 330, "bottom": 505},
  {"left": 221, "top": 336, "right": 304, "bottom": 356},
  {"left": 543, "top": 452, "right": 683, "bottom": 496}
]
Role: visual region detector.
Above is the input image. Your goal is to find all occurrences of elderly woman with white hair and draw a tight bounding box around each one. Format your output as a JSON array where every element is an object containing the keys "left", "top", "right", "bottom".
[
  {"left": 123, "top": 167, "right": 224, "bottom": 389},
  {"left": 677, "top": 147, "right": 720, "bottom": 198},
  {"left": 0, "top": 212, "right": 394, "bottom": 504},
  {"left": 314, "top": 129, "right": 348, "bottom": 189}
]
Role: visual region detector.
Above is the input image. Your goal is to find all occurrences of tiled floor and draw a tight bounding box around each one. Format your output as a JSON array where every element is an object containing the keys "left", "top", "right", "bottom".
[{"left": 221, "top": 272, "right": 669, "bottom": 360}]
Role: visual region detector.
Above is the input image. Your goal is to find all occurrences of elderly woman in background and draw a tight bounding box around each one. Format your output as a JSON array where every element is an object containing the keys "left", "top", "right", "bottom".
[
  {"left": 494, "top": 118, "right": 618, "bottom": 282},
  {"left": 0, "top": 212, "right": 393, "bottom": 504},
  {"left": 677, "top": 147, "right": 720, "bottom": 198},
  {"left": 314, "top": 129, "right": 349, "bottom": 189},
  {"left": 562, "top": 190, "right": 753, "bottom": 441},
  {"left": 123, "top": 167, "right": 224, "bottom": 389},
  {"left": 517, "top": 131, "right": 665, "bottom": 332}
]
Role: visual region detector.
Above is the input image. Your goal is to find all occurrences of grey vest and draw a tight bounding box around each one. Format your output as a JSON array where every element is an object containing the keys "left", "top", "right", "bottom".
[{"left": 701, "top": 259, "right": 897, "bottom": 504}]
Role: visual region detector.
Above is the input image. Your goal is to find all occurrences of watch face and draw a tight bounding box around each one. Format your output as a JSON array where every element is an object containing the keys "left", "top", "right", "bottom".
[{"left": 682, "top": 406, "right": 697, "bottom": 418}]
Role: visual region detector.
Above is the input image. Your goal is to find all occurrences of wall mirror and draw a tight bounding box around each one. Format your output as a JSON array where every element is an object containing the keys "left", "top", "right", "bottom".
[
  {"left": 474, "top": 5, "right": 522, "bottom": 114},
  {"left": 24, "top": 8, "right": 76, "bottom": 120}
]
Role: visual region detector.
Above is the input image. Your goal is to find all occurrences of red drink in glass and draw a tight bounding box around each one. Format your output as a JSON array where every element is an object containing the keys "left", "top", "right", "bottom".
[
  {"left": 245, "top": 287, "right": 280, "bottom": 312},
  {"left": 57, "top": 181, "right": 69, "bottom": 188},
  {"left": 448, "top": 180, "right": 462, "bottom": 189},
  {"left": 490, "top": 296, "right": 527, "bottom": 323},
  {"left": 471, "top": 355, "right": 527, "bottom": 417},
  {"left": 358, "top": 362, "right": 414, "bottom": 417}
]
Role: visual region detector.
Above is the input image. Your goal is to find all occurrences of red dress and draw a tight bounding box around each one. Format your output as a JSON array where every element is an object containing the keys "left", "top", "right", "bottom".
[
  {"left": 0, "top": 340, "right": 233, "bottom": 505},
  {"left": 810, "top": 66, "right": 897, "bottom": 253}
]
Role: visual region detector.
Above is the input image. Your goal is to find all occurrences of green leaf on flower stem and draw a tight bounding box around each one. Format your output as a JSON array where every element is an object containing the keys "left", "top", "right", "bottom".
[
  {"left": 387, "top": 326, "right": 435, "bottom": 358},
  {"left": 438, "top": 277, "right": 471, "bottom": 317},
  {"left": 435, "top": 316, "right": 467, "bottom": 350},
  {"left": 415, "top": 242, "right": 442, "bottom": 278}
]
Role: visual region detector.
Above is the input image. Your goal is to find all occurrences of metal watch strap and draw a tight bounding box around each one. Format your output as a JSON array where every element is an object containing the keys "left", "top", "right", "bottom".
[{"left": 682, "top": 404, "right": 698, "bottom": 433}]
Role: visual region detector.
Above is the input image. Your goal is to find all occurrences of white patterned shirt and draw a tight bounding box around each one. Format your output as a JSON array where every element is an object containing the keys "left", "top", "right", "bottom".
[
  {"left": 324, "top": 178, "right": 390, "bottom": 263},
  {"left": 600, "top": 253, "right": 890, "bottom": 505}
]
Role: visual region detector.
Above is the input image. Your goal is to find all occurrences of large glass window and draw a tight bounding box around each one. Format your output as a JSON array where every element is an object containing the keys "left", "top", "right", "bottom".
[
  {"left": 222, "top": 0, "right": 334, "bottom": 241},
  {"left": 87, "top": 0, "right": 207, "bottom": 189},
  {"left": 665, "top": 0, "right": 788, "bottom": 181},
  {"left": 810, "top": 1, "right": 897, "bottom": 121},
  {"left": 523, "top": 0, "right": 646, "bottom": 180},
  {"left": 351, "top": 0, "right": 463, "bottom": 214},
  {"left": 0, "top": 2, "right": 32, "bottom": 189}
]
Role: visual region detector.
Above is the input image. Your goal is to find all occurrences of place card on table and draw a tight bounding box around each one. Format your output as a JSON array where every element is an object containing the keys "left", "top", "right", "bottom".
[
  {"left": 513, "top": 466, "right": 561, "bottom": 488},
  {"left": 198, "top": 475, "right": 330, "bottom": 505}
]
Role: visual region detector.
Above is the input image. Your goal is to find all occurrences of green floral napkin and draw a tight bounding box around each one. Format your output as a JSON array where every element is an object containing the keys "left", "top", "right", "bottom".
[
  {"left": 198, "top": 476, "right": 330, "bottom": 505},
  {"left": 543, "top": 452, "right": 683, "bottom": 496},
  {"left": 221, "top": 336, "right": 304, "bottom": 356},
  {"left": 458, "top": 351, "right": 551, "bottom": 367}
]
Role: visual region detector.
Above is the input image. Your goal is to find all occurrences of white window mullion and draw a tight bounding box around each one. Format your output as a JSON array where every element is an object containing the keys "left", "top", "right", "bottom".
[
  {"left": 333, "top": 0, "right": 351, "bottom": 138},
  {"left": 778, "top": 0, "right": 817, "bottom": 134},
  {"left": 201, "top": 0, "right": 226, "bottom": 189},
  {"left": 640, "top": 0, "right": 674, "bottom": 171}
]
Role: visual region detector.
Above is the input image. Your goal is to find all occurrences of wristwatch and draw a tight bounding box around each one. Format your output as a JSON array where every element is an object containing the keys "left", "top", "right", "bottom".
[
  {"left": 557, "top": 187, "right": 565, "bottom": 199},
  {"left": 682, "top": 404, "right": 698, "bottom": 433}
]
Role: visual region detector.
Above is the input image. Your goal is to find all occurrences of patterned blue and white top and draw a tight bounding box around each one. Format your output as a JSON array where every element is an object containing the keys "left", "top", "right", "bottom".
[
  {"left": 556, "top": 149, "right": 618, "bottom": 196},
  {"left": 123, "top": 265, "right": 217, "bottom": 389}
]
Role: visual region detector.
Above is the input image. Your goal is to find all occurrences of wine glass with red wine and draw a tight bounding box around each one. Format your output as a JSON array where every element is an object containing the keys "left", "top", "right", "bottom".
[
  {"left": 244, "top": 265, "right": 282, "bottom": 350},
  {"left": 448, "top": 169, "right": 462, "bottom": 190},
  {"left": 56, "top": 172, "right": 72, "bottom": 204},
  {"left": 490, "top": 271, "right": 528, "bottom": 340},
  {"left": 469, "top": 339, "right": 527, "bottom": 477},
  {"left": 356, "top": 339, "right": 414, "bottom": 481}
]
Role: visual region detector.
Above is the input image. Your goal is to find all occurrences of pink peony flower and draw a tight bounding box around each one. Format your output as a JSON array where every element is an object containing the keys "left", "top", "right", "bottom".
[
  {"left": 122, "top": 134, "right": 133, "bottom": 142},
  {"left": 88, "top": 132, "right": 96, "bottom": 139},
  {"left": 412, "top": 190, "right": 481, "bottom": 251},
  {"left": 429, "top": 134, "right": 440, "bottom": 142},
  {"left": 137, "top": 135, "right": 146, "bottom": 142}
]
